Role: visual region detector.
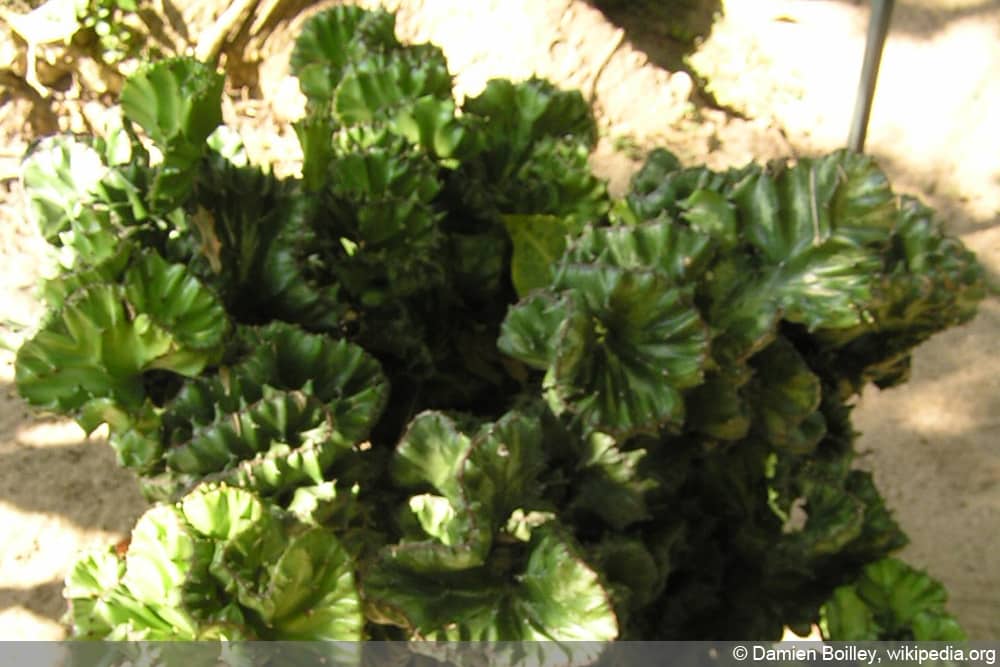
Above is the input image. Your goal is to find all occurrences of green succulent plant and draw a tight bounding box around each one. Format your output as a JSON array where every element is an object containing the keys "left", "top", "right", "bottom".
[
  {"left": 66, "top": 484, "right": 363, "bottom": 639},
  {"left": 16, "top": 6, "right": 981, "bottom": 643}
]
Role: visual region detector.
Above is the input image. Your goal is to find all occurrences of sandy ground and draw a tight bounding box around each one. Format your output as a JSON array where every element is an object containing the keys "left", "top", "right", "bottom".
[{"left": 0, "top": 0, "right": 997, "bottom": 639}]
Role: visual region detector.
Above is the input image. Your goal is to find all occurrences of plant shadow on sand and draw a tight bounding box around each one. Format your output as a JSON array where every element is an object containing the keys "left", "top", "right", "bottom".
[
  {"left": 0, "top": 377, "right": 146, "bottom": 634},
  {"left": 581, "top": 0, "right": 736, "bottom": 111},
  {"left": 582, "top": 0, "right": 722, "bottom": 71},
  {"left": 0, "top": 580, "right": 65, "bottom": 625}
]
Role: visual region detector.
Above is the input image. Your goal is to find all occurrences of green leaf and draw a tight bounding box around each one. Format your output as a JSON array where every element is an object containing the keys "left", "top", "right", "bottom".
[
  {"left": 502, "top": 263, "right": 711, "bottom": 438},
  {"left": 328, "top": 136, "right": 442, "bottom": 248},
  {"left": 124, "top": 250, "right": 228, "bottom": 352},
  {"left": 625, "top": 148, "right": 738, "bottom": 223},
  {"left": 179, "top": 482, "right": 265, "bottom": 539},
  {"left": 506, "top": 138, "right": 609, "bottom": 222},
  {"left": 319, "top": 131, "right": 447, "bottom": 304},
  {"left": 565, "top": 219, "right": 716, "bottom": 285},
  {"left": 361, "top": 563, "right": 506, "bottom": 638},
  {"left": 466, "top": 410, "right": 546, "bottom": 520},
  {"left": 65, "top": 486, "right": 363, "bottom": 640},
  {"left": 391, "top": 411, "right": 470, "bottom": 493},
  {"left": 856, "top": 558, "right": 950, "bottom": 629},
  {"left": 15, "top": 249, "right": 226, "bottom": 429},
  {"left": 543, "top": 265, "right": 709, "bottom": 437},
  {"left": 683, "top": 367, "right": 752, "bottom": 441},
  {"left": 388, "top": 412, "right": 489, "bottom": 572},
  {"left": 570, "top": 432, "right": 656, "bottom": 529},
  {"left": 363, "top": 525, "right": 617, "bottom": 641},
  {"left": 120, "top": 58, "right": 223, "bottom": 151},
  {"left": 120, "top": 58, "right": 223, "bottom": 207},
  {"left": 290, "top": 6, "right": 398, "bottom": 106},
  {"left": 63, "top": 549, "right": 124, "bottom": 639},
  {"left": 701, "top": 254, "right": 783, "bottom": 363},
  {"left": 821, "top": 558, "right": 966, "bottom": 641},
  {"left": 65, "top": 548, "right": 124, "bottom": 600},
  {"left": 241, "top": 323, "right": 390, "bottom": 444},
  {"left": 589, "top": 537, "right": 666, "bottom": 611},
  {"left": 107, "top": 423, "right": 164, "bottom": 472},
  {"left": 408, "top": 494, "right": 462, "bottom": 543},
  {"left": 797, "top": 483, "right": 866, "bottom": 557},
  {"left": 502, "top": 214, "right": 574, "bottom": 297},
  {"left": 780, "top": 463, "right": 907, "bottom": 569},
  {"left": 184, "top": 156, "right": 343, "bottom": 329},
  {"left": 71, "top": 504, "right": 205, "bottom": 639},
  {"left": 186, "top": 157, "right": 285, "bottom": 281},
  {"left": 15, "top": 280, "right": 219, "bottom": 414},
  {"left": 622, "top": 151, "right": 916, "bottom": 364},
  {"left": 747, "top": 338, "right": 826, "bottom": 453},
  {"left": 828, "top": 151, "right": 898, "bottom": 244},
  {"left": 287, "top": 481, "right": 359, "bottom": 528},
  {"left": 386, "top": 411, "right": 546, "bottom": 574},
  {"left": 910, "top": 611, "right": 968, "bottom": 641},
  {"left": 293, "top": 109, "right": 335, "bottom": 193},
  {"left": 679, "top": 189, "right": 739, "bottom": 246},
  {"left": 816, "top": 196, "right": 987, "bottom": 392},
  {"left": 151, "top": 324, "right": 387, "bottom": 498},
  {"left": 497, "top": 292, "right": 568, "bottom": 370},
  {"left": 455, "top": 78, "right": 607, "bottom": 222},
  {"left": 21, "top": 136, "right": 108, "bottom": 243},
  {"left": 843, "top": 470, "right": 909, "bottom": 560},
  {"left": 333, "top": 46, "right": 452, "bottom": 126},
  {"left": 389, "top": 507, "right": 490, "bottom": 573},
  {"left": 731, "top": 153, "right": 893, "bottom": 330},
  {"left": 516, "top": 526, "right": 618, "bottom": 640},
  {"left": 821, "top": 586, "right": 882, "bottom": 640},
  {"left": 392, "top": 96, "right": 470, "bottom": 159},
  {"left": 38, "top": 245, "right": 132, "bottom": 312},
  {"left": 190, "top": 489, "right": 361, "bottom": 640},
  {"left": 121, "top": 506, "right": 204, "bottom": 612},
  {"left": 265, "top": 530, "right": 363, "bottom": 640},
  {"left": 463, "top": 78, "right": 597, "bottom": 152}
]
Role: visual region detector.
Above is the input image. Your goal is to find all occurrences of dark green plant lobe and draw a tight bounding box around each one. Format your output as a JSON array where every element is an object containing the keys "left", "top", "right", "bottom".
[{"left": 16, "top": 7, "right": 980, "bottom": 642}]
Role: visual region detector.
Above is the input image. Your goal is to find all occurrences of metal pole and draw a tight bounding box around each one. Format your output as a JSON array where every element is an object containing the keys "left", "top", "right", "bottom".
[{"left": 847, "top": 0, "right": 895, "bottom": 153}]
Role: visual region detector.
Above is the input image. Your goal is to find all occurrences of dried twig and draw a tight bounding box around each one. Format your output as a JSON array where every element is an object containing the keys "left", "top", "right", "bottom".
[
  {"left": 195, "top": 0, "right": 261, "bottom": 64},
  {"left": 588, "top": 27, "right": 624, "bottom": 105}
]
